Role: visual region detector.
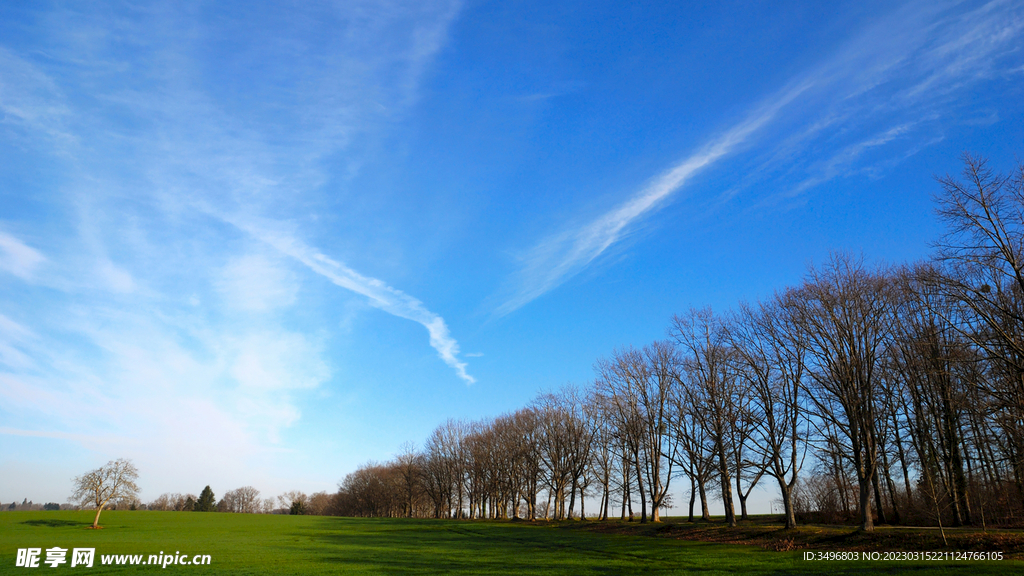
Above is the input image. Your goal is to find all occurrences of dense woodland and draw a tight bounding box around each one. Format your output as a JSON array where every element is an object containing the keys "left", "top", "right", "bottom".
[
  {"left": 328, "top": 155, "right": 1024, "bottom": 532},
  {"left": 20, "top": 155, "right": 1023, "bottom": 533}
]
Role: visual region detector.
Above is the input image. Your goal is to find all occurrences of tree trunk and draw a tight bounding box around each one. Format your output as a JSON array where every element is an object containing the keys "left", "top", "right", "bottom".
[
  {"left": 778, "top": 479, "right": 796, "bottom": 529},
  {"left": 601, "top": 475, "right": 610, "bottom": 521},
  {"left": 688, "top": 469, "right": 696, "bottom": 522},
  {"left": 717, "top": 445, "right": 736, "bottom": 527},
  {"left": 579, "top": 484, "right": 586, "bottom": 520},
  {"left": 634, "top": 457, "right": 647, "bottom": 523},
  {"left": 858, "top": 476, "right": 874, "bottom": 531},
  {"left": 567, "top": 478, "right": 577, "bottom": 520},
  {"left": 698, "top": 476, "right": 710, "bottom": 521},
  {"left": 872, "top": 472, "right": 888, "bottom": 525}
]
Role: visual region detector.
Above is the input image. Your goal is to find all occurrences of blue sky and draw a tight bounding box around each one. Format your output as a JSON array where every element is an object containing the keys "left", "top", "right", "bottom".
[{"left": 2, "top": 0, "right": 1023, "bottom": 510}]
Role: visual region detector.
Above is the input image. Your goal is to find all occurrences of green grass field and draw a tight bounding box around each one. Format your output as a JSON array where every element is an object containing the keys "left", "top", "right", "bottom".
[{"left": 1, "top": 511, "right": 1019, "bottom": 574}]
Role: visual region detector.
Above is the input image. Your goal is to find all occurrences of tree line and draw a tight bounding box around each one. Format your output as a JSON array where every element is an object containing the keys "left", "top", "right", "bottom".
[
  {"left": 141, "top": 487, "right": 335, "bottom": 515},
  {"left": 48, "top": 155, "right": 1024, "bottom": 533},
  {"left": 330, "top": 155, "right": 1024, "bottom": 532},
  {"left": 62, "top": 460, "right": 335, "bottom": 517}
]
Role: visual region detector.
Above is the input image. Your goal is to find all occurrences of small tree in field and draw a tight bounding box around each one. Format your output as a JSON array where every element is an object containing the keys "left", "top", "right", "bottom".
[{"left": 72, "top": 459, "right": 140, "bottom": 528}]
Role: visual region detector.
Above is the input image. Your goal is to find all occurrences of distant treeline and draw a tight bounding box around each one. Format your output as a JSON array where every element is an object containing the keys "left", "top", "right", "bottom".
[
  {"left": 330, "top": 154, "right": 1024, "bottom": 532},
  {"left": 2, "top": 500, "right": 61, "bottom": 511},
  {"left": 139, "top": 488, "right": 335, "bottom": 515}
]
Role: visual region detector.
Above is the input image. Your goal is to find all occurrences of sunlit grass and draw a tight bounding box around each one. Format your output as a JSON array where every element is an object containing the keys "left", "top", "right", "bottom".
[{"left": 1, "top": 510, "right": 1019, "bottom": 574}]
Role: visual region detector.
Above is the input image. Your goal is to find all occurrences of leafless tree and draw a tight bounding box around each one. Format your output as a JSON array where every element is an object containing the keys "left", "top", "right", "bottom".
[
  {"left": 277, "top": 490, "right": 308, "bottom": 515},
  {"left": 671, "top": 309, "right": 741, "bottom": 527},
  {"left": 670, "top": 396, "right": 714, "bottom": 522},
  {"left": 793, "top": 254, "right": 894, "bottom": 531},
  {"left": 221, "top": 486, "right": 261, "bottom": 513},
  {"left": 534, "top": 391, "right": 585, "bottom": 520},
  {"left": 932, "top": 154, "right": 1024, "bottom": 504},
  {"left": 730, "top": 292, "right": 809, "bottom": 528},
  {"left": 885, "top": 264, "right": 974, "bottom": 525},
  {"left": 306, "top": 491, "right": 334, "bottom": 516},
  {"left": 423, "top": 419, "right": 470, "bottom": 518},
  {"left": 511, "top": 407, "right": 544, "bottom": 520},
  {"left": 394, "top": 442, "right": 424, "bottom": 518},
  {"left": 148, "top": 493, "right": 172, "bottom": 511},
  {"left": 596, "top": 342, "right": 678, "bottom": 522},
  {"left": 589, "top": 390, "right": 621, "bottom": 521},
  {"left": 72, "top": 458, "right": 140, "bottom": 528}
]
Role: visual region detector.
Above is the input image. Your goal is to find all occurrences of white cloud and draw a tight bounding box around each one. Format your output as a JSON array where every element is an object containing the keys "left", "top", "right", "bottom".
[
  {"left": 229, "top": 331, "right": 328, "bottom": 393},
  {"left": 495, "top": 80, "right": 811, "bottom": 316},
  {"left": 497, "top": 0, "right": 1024, "bottom": 314},
  {"left": 230, "top": 217, "right": 475, "bottom": 385},
  {"left": 0, "top": 231, "right": 45, "bottom": 280},
  {"left": 0, "top": 313, "right": 36, "bottom": 370},
  {"left": 0, "top": 0, "right": 470, "bottom": 503},
  {"left": 96, "top": 259, "right": 136, "bottom": 294},
  {"left": 227, "top": 330, "right": 330, "bottom": 440},
  {"left": 0, "top": 47, "right": 72, "bottom": 145},
  {"left": 0, "top": 309, "right": 331, "bottom": 476},
  {"left": 216, "top": 254, "right": 299, "bottom": 312}
]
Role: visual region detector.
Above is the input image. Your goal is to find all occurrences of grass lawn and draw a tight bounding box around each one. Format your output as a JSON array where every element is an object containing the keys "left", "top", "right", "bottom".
[{"left": 1, "top": 511, "right": 1020, "bottom": 574}]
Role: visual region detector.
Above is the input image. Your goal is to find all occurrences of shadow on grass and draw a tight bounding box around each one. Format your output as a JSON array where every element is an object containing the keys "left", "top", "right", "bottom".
[
  {"left": 286, "top": 517, "right": 739, "bottom": 575},
  {"left": 285, "top": 517, "right": 1021, "bottom": 575},
  {"left": 21, "top": 519, "right": 90, "bottom": 528}
]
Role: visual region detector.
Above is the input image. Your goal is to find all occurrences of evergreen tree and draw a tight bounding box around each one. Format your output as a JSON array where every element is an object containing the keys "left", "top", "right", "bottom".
[{"left": 194, "top": 486, "right": 216, "bottom": 512}]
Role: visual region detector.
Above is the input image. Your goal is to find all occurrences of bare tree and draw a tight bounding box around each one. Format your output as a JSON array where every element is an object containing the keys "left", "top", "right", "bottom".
[
  {"left": 306, "top": 491, "right": 334, "bottom": 516},
  {"left": 596, "top": 342, "right": 678, "bottom": 522},
  {"left": 730, "top": 292, "right": 809, "bottom": 528},
  {"left": 72, "top": 459, "right": 140, "bottom": 528},
  {"left": 534, "top": 392, "right": 581, "bottom": 520},
  {"left": 511, "top": 407, "right": 544, "bottom": 520},
  {"left": 423, "top": 419, "right": 470, "bottom": 518},
  {"left": 793, "top": 255, "right": 894, "bottom": 531},
  {"left": 395, "top": 442, "right": 423, "bottom": 518},
  {"left": 148, "top": 493, "right": 172, "bottom": 511},
  {"left": 177, "top": 493, "right": 197, "bottom": 512},
  {"left": 932, "top": 154, "right": 1024, "bottom": 504},
  {"left": 589, "top": 390, "right": 621, "bottom": 521},
  {"left": 221, "top": 486, "right": 261, "bottom": 513},
  {"left": 278, "top": 491, "right": 308, "bottom": 515},
  {"left": 670, "top": 395, "right": 714, "bottom": 522},
  {"left": 671, "top": 309, "right": 740, "bottom": 527}
]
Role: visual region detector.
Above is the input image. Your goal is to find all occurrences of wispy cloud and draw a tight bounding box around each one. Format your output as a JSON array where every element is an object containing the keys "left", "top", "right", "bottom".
[
  {"left": 0, "top": 47, "right": 72, "bottom": 147},
  {"left": 215, "top": 254, "right": 299, "bottom": 312},
  {"left": 779, "top": 122, "right": 920, "bottom": 200},
  {"left": 7, "top": 0, "right": 474, "bottom": 383},
  {"left": 0, "top": 426, "right": 129, "bottom": 445},
  {"left": 0, "top": 0, "right": 469, "bottom": 500},
  {"left": 0, "top": 313, "right": 36, "bottom": 370},
  {"left": 127, "top": 0, "right": 475, "bottom": 384},
  {"left": 495, "top": 80, "right": 812, "bottom": 316},
  {"left": 0, "top": 230, "right": 45, "bottom": 281},
  {"left": 232, "top": 217, "right": 475, "bottom": 384},
  {"left": 498, "top": 0, "right": 1024, "bottom": 314},
  {"left": 752, "top": 0, "right": 1024, "bottom": 205}
]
